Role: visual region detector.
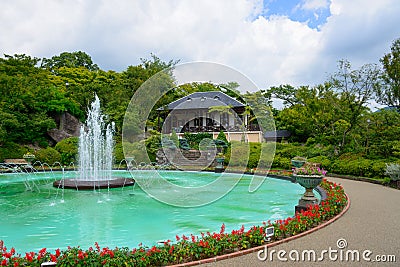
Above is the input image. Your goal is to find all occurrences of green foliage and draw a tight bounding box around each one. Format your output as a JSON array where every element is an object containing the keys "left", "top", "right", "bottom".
[
  {"left": 34, "top": 147, "right": 61, "bottom": 165},
  {"left": 307, "top": 156, "right": 331, "bottom": 169},
  {"left": 55, "top": 137, "right": 78, "bottom": 165},
  {"left": 330, "top": 158, "right": 388, "bottom": 178},
  {"left": 225, "top": 141, "right": 261, "bottom": 168},
  {"left": 145, "top": 131, "right": 161, "bottom": 162},
  {"left": 123, "top": 141, "right": 151, "bottom": 164},
  {"left": 377, "top": 38, "right": 400, "bottom": 108},
  {"left": 183, "top": 132, "right": 213, "bottom": 150},
  {"left": 113, "top": 141, "right": 125, "bottom": 163},
  {"left": 0, "top": 142, "right": 30, "bottom": 162},
  {"left": 179, "top": 138, "right": 190, "bottom": 150},
  {"left": 161, "top": 136, "right": 177, "bottom": 150},
  {"left": 170, "top": 130, "right": 179, "bottom": 147},
  {"left": 271, "top": 155, "right": 292, "bottom": 169},
  {"left": 41, "top": 51, "right": 99, "bottom": 71},
  {"left": 216, "top": 130, "right": 228, "bottom": 144}
]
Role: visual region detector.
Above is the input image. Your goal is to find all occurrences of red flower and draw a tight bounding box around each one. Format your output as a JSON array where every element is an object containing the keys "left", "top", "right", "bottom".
[
  {"left": 169, "top": 245, "right": 174, "bottom": 255},
  {"left": 198, "top": 240, "right": 209, "bottom": 248},
  {"left": 1, "top": 259, "right": 7, "bottom": 266},
  {"left": 14, "top": 262, "right": 19, "bottom": 267},
  {"left": 78, "top": 250, "right": 84, "bottom": 260},
  {"left": 220, "top": 223, "right": 225, "bottom": 234},
  {"left": 55, "top": 248, "right": 60, "bottom": 257},
  {"left": 95, "top": 242, "right": 100, "bottom": 252},
  {"left": 175, "top": 235, "right": 180, "bottom": 241},
  {"left": 50, "top": 254, "right": 57, "bottom": 262},
  {"left": 25, "top": 252, "right": 34, "bottom": 262}
]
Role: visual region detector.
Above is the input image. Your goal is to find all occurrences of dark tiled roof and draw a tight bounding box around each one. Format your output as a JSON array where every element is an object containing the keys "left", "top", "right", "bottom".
[
  {"left": 264, "top": 130, "right": 291, "bottom": 139},
  {"left": 158, "top": 91, "right": 245, "bottom": 110}
]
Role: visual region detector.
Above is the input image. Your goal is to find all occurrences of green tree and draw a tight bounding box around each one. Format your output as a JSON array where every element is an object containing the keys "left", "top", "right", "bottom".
[
  {"left": 377, "top": 38, "right": 400, "bottom": 108},
  {"left": 265, "top": 84, "right": 300, "bottom": 107},
  {"left": 41, "top": 51, "right": 99, "bottom": 72}
]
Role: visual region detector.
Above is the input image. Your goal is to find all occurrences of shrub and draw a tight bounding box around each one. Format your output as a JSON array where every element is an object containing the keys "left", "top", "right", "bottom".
[
  {"left": 272, "top": 155, "right": 291, "bottom": 170},
  {"left": 183, "top": 132, "right": 213, "bottom": 150},
  {"left": 216, "top": 130, "right": 228, "bottom": 144},
  {"left": 170, "top": 130, "right": 179, "bottom": 147},
  {"left": 225, "top": 141, "right": 261, "bottom": 168},
  {"left": 34, "top": 147, "right": 61, "bottom": 165},
  {"left": 385, "top": 163, "right": 400, "bottom": 181},
  {"left": 276, "top": 144, "right": 307, "bottom": 159},
  {"left": 307, "top": 156, "right": 331, "bottom": 170},
  {"left": 123, "top": 141, "right": 152, "bottom": 164},
  {"left": 113, "top": 142, "right": 124, "bottom": 163},
  {"left": 55, "top": 137, "right": 78, "bottom": 165},
  {"left": 370, "top": 160, "right": 387, "bottom": 178},
  {"left": 179, "top": 138, "right": 190, "bottom": 150},
  {"left": 145, "top": 131, "right": 161, "bottom": 162},
  {"left": 0, "top": 142, "right": 29, "bottom": 162}
]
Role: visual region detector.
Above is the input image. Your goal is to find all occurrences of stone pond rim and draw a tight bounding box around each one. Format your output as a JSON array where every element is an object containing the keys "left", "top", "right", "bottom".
[{"left": 53, "top": 178, "right": 135, "bottom": 190}]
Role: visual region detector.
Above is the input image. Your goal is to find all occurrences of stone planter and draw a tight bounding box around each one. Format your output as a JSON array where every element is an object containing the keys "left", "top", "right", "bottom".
[
  {"left": 294, "top": 174, "right": 323, "bottom": 212},
  {"left": 291, "top": 159, "right": 306, "bottom": 168},
  {"left": 23, "top": 155, "right": 35, "bottom": 166},
  {"left": 215, "top": 157, "right": 225, "bottom": 173}
]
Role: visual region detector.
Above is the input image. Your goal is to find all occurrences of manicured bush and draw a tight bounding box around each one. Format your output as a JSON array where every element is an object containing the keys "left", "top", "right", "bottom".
[
  {"left": 271, "top": 155, "right": 291, "bottom": 169},
  {"left": 55, "top": 137, "right": 78, "bottom": 165},
  {"left": 34, "top": 147, "right": 62, "bottom": 165},
  {"left": 371, "top": 160, "right": 389, "bottom": 178},
  {"left": 225, "top": 141, "right": 261, "bottom": 168},
  {"left": 216, "top": 130, "right": 228, "bottom": 144},
  {"left": 307, "top": 156, "right": 331, "bottom": 169},
  {"left": 275, "top": 143, "right": 307, "bottom": 159}
]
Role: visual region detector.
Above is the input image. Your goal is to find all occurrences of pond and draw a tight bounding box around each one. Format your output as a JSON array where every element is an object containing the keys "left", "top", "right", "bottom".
[{"left": 0, "top": 170, "right": 306, "bottom": 253}]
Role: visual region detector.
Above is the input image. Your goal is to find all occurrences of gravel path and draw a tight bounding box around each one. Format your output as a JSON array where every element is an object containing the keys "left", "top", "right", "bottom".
[{"left": 200, "top": 177, "right": 400, "bottom": 266}]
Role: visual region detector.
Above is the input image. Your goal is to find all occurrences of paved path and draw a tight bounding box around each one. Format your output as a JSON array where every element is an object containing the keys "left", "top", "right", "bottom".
[{"left": 201, "top": 178, "right": 400, "bottom": 266}]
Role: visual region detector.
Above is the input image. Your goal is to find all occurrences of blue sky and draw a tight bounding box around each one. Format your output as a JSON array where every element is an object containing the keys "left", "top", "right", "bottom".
[
  {"left": 261, "top": 0, "right": 331, "bottom": 29},
  {"left": 0, "top": 0, "right": 399, "bottom": 109}
]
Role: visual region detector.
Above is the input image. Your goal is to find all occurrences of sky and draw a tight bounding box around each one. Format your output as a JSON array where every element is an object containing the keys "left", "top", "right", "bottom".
[{"left": 1, "top": 0, "right": 399, "bottom": 109}]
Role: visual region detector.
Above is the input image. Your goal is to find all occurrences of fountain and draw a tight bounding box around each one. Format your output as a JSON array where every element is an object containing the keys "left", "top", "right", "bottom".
[{"left": 53, "top": 95, "right": 134, "bottom": 189}]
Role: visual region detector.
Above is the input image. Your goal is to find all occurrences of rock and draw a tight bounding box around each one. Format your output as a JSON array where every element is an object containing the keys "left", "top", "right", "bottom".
[{"left": 48, "top": 112, "right": 82, "bottom": 143}]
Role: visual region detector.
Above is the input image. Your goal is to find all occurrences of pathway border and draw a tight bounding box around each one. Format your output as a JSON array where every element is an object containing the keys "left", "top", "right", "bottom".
[{"left": 168, "top": 191, "right": 350, "bottom": 267}]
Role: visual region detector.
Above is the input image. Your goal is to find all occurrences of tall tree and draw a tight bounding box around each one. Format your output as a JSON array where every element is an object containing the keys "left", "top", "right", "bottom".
[
  {"left": 265, "top": 84, "right": 301, "bottom": 107},
  {"left": 329, "top": 60, "right": 380, "bottom": 138},
  {"left": 377, "top": 38, "right": 400, "bottom": 108},
  {"left": 41, "top": 51, "right": 99, "bottom": 72}
]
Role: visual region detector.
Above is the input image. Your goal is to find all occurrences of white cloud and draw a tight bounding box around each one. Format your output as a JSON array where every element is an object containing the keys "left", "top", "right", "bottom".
[
  {"left": 299, "top": 0, "right": 330, "bottom": 11},
  {"left": 0, "top": 0, "right": 399, "bottom": 99}
]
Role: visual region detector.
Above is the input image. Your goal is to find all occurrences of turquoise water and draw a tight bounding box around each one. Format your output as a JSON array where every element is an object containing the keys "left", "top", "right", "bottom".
[{"left": 0, "top": 171, "right": 305, "bottom": 253}]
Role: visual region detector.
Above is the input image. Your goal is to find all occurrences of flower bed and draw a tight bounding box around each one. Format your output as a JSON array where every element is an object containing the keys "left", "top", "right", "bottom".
[{"left": 0, "top": 179, "right": 347, "bottom": 267}]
